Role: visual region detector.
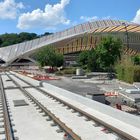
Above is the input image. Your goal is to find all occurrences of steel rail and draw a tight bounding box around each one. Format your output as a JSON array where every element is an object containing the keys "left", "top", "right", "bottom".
[
  {"left": 6, "top": 73, "right": 81, "bottom": 140},
  {"left": 10, "top": 72, "right": 139, "bottom": 140},
  {"left": 0, "top": 74, "right": 15, "bottom": 140}
]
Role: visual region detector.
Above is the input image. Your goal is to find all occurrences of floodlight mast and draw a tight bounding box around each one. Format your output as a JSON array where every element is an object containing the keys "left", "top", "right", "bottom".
[{"left": 122, "top": 22, "right": 129, "bottom": 49}]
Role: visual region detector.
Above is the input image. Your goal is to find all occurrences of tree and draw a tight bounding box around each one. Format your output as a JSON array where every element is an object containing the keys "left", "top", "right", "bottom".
[
  {"left": 0, "top": 32, "right": 38, "bottom": 47},
  {"left": 87, "top": 49, "right": 99, "bottom": 71},
  {"left": 77, "top": 50, "right": 89, "bottom": 66},
  {"left": 0, "top": 38, "right": 3, "bottom": 46},
  {"left": 43, "top": 32, "right": 53, "bottom": 36},
  {"left": 0, "top": 32, "right": 53, "bottom": 47},
  {"left": 19, "top": 32, "right": 37, "bottom": 41},
  {"left": 77, "top": 36, "right": 123, "bottom": 72},
  {"left": 95, "top": 36, "right": 123, "bottom": 71},
  {"left": 33, "top": 46, "right": 64, "bottom": 67},
  {"left": 132, "top": 55, "right": 140, "bottom": 65}
]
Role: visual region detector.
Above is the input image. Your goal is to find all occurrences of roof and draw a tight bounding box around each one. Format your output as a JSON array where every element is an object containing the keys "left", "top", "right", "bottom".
[{"left": 0, "top": 20, "right": 140, "bottom": 65}]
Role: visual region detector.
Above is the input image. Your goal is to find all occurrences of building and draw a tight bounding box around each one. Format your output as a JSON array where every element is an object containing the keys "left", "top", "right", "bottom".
[{"left": 0, "top": 20, "right": 140, "bottom": 66}]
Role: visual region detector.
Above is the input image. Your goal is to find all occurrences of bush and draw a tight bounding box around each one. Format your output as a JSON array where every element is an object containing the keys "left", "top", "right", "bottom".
[
  {"left": 55, "top": 71, "right": 63, "bottom": 76},
  {"left": 134, "top": 66, "right": 140, "bottom": 82},
  {"left": 116, "top": 65, "right": 140, "bottom": 83},
  {"left": 55, "top": 67, "right": 76, "bottom": 75},
  {"left": 124, "top": 66, "right": 134, "bottom": 83},
  {"left": 132, "top": 55, "right": 140, "bottom": 65},
  {"left": 63, "top": 68, "right": 76, "bottom": 75},
  {"left": 115, "top": 65, "right": 124, "bottom": 80}
]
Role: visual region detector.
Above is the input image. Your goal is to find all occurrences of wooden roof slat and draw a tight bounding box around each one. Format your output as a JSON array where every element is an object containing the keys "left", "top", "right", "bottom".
[
  {"left": 119, "top": 29, "right": 128, "bottom": 32},
  {"left": 94, "top": 28, "right": 106, "bottom": 33},
  {"left": 134, "top": 30, "right": 140, "bottom": 33},
  {"left": 110, "top": 25, "right": 125, "bottom": 32},
  {"left": 87, "top": 23, "right": 140, "bottom": 34},
  {"left": 128, "top": 26, "right": 140, "bottom": 32},
  {"left": 126, "top": 25, "right": 138, "bottom": 31},
  {"left": 101, "top": 26, "right": 116, "bottom": 32},
  {"left": 88, "top": 28, "right": 98, "bottom": 34},
  {"left": 100, "top": 27, "right": 109, "bottom": 32}
]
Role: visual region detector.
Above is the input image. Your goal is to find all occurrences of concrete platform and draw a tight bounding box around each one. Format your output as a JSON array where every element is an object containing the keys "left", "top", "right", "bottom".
[
  {"left": 2, "top": 75, "right": 17, "bottom": 88},
  {"left": 26, "top": 88, "right": 117, "bottom": 140},
  {"left": 11, "top": 71, "right": 140, "bottom": 140},
  {"left": 2, "top": 75, "right": 64, "bottom": 140}
]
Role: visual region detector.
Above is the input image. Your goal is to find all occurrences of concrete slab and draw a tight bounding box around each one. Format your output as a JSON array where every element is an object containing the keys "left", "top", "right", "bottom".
[
  {"left": 40, "top": 83, "right": 140, "bottom": 138},
  {"left": 9, "top": 75, "right": 29, "bottom": 87},
  {"left": 13, "top": 100, "right": 29, "bottom": 107},
  {"left": 26, "top": 88, "right": 117, "bottom": 140},
  {"left": 5, "top": 88, "right": 64, "bottom": 140},
  {"left": 1, "top": 75, "right": 16, "bottom": 88},
  {"left": 11, "top": 71, "right": 140, "bottom": 140}
]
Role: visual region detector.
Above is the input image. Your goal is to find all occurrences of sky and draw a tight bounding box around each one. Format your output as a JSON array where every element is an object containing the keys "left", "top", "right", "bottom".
[{"left": 0, "top": 0, "right": 140, "bottom": 35}]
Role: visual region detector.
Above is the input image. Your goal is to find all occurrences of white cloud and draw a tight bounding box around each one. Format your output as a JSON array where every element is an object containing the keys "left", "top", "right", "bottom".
[
  {"left": 0, "top": 0, "right": 24, "bottom": 19},
  {"left": 132, "top": 9, "right": 140, "bottom": 24},
  {"left": 17, "top": 0, "right": 70, "bottom": 30},
  {"left": 102, "top": 16, "right": 111, "bottom": 20},
  {"left": 80, "top": 15, "right": 112, "bottom": 22},
  {"left": 80, "top": 16, "right": 98, "bottom": 22}
]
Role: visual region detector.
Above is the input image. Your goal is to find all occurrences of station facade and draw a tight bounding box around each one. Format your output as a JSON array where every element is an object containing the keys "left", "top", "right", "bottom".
[{"left": 0, "top": 20, "right": 140, "bottom": 66}]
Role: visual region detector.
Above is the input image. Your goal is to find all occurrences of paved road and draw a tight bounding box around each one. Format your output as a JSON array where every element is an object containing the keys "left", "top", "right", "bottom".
[
  {"left": 44, "top": 76, "right": 137, "bottom": 95},
  {"left": 44, "top": 76, "right": 104, "bottom": 96},
  {"left": 44, "top": 76, "right": 140, "bottom": 106}
]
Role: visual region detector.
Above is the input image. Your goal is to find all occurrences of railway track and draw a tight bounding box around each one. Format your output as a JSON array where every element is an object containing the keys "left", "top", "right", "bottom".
[
  {"left": 5, "top": 73, "right": 81, "bottom": 140},
  {"left": 1, "top": 71, "right": 139, "bottom": 140},
  {"left": 0, "top": 74, "right": 17, "bottom": 140},
  {"left": 8, "top": 72, "right": 139, "bottom": 140}
]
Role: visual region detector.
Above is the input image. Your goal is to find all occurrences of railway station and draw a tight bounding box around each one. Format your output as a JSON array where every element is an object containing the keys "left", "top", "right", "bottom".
[{"left": 0, "top": 13, "right": 140, "bottom": 140}]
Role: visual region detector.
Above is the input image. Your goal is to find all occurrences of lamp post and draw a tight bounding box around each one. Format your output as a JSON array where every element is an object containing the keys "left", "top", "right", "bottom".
[{"left": 122, "top": 22, "right": 129, "bottom": 50}]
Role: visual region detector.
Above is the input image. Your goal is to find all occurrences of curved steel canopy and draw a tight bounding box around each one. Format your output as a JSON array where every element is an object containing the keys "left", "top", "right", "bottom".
[{"left": 0, "top": 20, "right": 140, "bottom": 65}]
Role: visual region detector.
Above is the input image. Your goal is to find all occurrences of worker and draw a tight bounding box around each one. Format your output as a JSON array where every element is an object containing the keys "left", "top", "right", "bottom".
[
  {"left": 63, "top": 133, "right": 68, "bottom": 140},
  {"left": 63, "top": 133, "right": 72, "bottom": 140}
]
